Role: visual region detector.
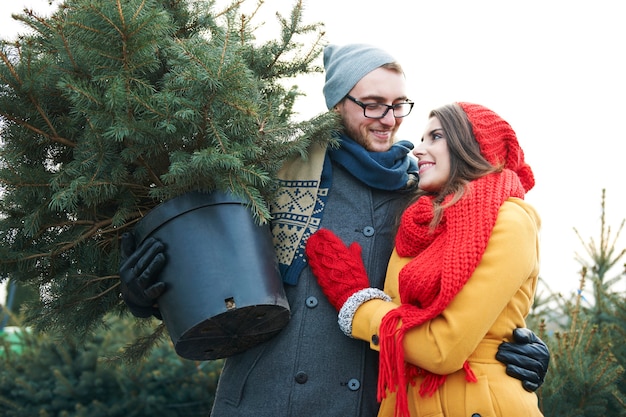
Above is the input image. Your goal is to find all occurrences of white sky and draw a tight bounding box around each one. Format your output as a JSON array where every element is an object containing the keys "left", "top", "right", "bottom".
[{"left": 1, "top": 0, "right": 625, "bottom": 304}]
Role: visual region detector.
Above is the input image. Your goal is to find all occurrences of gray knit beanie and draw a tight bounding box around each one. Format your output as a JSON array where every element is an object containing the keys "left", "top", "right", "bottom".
[{"left": 323, "top": 44, "right": 398, "bottom": 109}]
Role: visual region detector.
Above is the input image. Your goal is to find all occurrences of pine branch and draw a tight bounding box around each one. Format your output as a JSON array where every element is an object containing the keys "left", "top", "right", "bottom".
[{"left": 0, "top": 0, "right": 333, "bottom": 361}]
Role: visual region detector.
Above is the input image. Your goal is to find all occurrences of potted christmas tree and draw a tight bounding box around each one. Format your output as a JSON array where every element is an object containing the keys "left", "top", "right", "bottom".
[{"left": 0, "top": 0, "right": 336, "bottom": 360}]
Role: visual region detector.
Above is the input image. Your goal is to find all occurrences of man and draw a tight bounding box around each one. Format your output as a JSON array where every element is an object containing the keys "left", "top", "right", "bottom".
[{"left": 120, "top": 44, "right": 548, "bottom": 417}]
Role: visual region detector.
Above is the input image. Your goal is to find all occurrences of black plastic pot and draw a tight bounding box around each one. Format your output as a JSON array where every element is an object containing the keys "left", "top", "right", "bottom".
[{"left": 133, "top": 191, "right": 290, "bottom": 360}]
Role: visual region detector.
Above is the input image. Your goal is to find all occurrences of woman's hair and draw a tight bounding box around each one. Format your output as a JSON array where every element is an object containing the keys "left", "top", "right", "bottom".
[{"left": 413, "top": 103, "right": 501, "bottom": 227}]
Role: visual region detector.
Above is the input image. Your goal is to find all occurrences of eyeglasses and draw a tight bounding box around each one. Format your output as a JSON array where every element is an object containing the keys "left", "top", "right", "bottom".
[{"left": 345, "top": 95, "right": 414, "bottom": 119}]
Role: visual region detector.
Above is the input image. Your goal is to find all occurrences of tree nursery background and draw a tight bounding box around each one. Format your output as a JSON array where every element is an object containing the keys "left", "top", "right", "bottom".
[{"left": 1, "top": 0, "right": 625, "bottom": 416}]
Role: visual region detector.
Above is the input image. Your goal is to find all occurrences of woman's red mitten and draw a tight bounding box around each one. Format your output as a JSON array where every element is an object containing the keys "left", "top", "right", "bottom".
[{"left": 305, "top": 229, "right": 370, "bottom": 311}]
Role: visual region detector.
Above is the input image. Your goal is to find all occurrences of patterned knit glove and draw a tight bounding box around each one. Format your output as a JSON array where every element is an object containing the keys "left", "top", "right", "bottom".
[{"left": 305, "top": 229, "right": 370, "bottom": 311}]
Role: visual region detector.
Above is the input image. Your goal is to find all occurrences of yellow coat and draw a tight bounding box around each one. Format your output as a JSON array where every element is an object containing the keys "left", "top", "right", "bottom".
[{"left": 352, "top": 198, "right": 544, "bottom": 417}]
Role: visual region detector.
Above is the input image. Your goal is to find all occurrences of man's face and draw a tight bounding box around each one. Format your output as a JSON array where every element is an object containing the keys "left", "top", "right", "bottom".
[{"left": 336, "top": 67, "right": 409, "bottom": 153}]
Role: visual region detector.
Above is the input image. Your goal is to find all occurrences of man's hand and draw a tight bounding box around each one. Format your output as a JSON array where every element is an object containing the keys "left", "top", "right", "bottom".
[
  {"left": 119, "top": 232, "right": 167, "bottom": 318},
  {"left": 496, "top": 327, "right": 550, "bottom": 392}
]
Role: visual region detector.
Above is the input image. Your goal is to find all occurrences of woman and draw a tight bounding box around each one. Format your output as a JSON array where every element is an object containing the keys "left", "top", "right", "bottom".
[{"left": 305, "top": 102, "right": 543, "bottom": 416}]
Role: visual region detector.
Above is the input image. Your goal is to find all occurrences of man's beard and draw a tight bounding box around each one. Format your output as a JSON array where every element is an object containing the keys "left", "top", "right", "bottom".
[{"left": 342, "top": 124, "right": 394, "bottom": 152}]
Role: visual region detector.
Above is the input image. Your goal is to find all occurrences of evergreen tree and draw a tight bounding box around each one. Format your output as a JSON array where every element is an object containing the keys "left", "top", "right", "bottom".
[
  {"left": 573, "top": 189, "right": 626, "bottom": 326},
  {"left": 571, "top": 189, "right": 626, "bottom": 415},
  {"left": 533, "top": 189, "right": 626, "bottom": 415},
  {"left": 0, "top": 314, "right": 223, "bottom": 416},
  {"left": 536, "top": 272, "right": 626, "bottom": 416},
  {"left": 0, "top": 279, "right": 38, "bottom": 328},
  {"left": 0, "top": 0, "right": 336, "bottom": 349}
]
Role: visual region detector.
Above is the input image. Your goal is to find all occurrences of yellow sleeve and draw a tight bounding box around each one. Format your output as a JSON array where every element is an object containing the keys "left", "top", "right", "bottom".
[
  {"left": 351, "top": 199, "right": 540, "bottom": 374},
  {"left": 350, "top": 249, "right": 407, "bottom": 344}
]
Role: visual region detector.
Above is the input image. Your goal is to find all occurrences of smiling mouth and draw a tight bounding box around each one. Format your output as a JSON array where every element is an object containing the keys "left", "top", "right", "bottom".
[
  {"left": 418, "top": 162, "right": 434, "bottom": 174},
  {"left": 371, "top": 129, "right": 391, "bottom": 138}
]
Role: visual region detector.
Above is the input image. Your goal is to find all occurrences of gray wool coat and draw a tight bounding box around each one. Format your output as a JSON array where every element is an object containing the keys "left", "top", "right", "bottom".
[{"left": 210, "top": 162, "right": 414, "bottom": 417}]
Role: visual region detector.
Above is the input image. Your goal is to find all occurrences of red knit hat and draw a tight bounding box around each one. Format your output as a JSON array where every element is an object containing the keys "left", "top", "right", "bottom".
[{"left": 457, "top": 102, "right": 535, "bottom": 192}]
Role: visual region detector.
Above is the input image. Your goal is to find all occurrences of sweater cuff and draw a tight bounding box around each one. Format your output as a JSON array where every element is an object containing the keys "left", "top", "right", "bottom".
[{"left": 338, "top": 288, "right": 391, "bottom": 337}]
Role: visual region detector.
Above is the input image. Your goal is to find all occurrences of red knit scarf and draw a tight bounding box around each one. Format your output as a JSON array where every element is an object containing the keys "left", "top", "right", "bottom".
[{"left": 377, "top": 170, "right": 525, "bottom": 417}]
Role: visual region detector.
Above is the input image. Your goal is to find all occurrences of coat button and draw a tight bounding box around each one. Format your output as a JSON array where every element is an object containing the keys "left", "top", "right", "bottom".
[
  {"left": 347, "top": 378, "right": 361, "bottom": 391},
  {"left": 305, "top": 296, "right": 318, "bottom": 308},
  {"left": 471, "top": 414, "right": 482, "bottom": 417},
  {"left": 295, "top": 371, "right": 308, "bottom": 384},
  {"left": 362, "top": 226, "right": 375, "bottom": 237},
  {"left": 371, "top": 334, "right": 379, "bottom": 345}
]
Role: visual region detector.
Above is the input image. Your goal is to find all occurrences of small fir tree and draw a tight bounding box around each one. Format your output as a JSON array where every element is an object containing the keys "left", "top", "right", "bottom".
[
  {"left": 573, "top": 189, "right": 626, "bottom": 326},
  {"left": 536, "top": 272, "right": 626, "bottom": 416},
  {"left": 0, "top": 0, "right": 336, "bottom": 347},
  {"left": 0, "top": 314, "right": 223, "bottom": 416},
  {"left": 532, "top": 189, "right": 626, "bottom": 415}
]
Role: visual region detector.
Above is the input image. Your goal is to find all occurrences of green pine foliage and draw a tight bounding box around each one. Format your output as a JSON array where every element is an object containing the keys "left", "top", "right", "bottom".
[
  {"left": 610, "top": 288, "right": 626, "bottom": 408},
  {"left": 0, "top": 0, "right": 337, "bottom": 343},
  {"left": 0, "top": 279, "right": 38, "bottom": 327},
  {"left": 532, "top": 189, "right": 626, "bottom": 416},
  {"left": 0, "top": 314, "right": 222, "bottom": 416},
  {"left": 536, "top": 288, "right": 626, "bottom": 416}
]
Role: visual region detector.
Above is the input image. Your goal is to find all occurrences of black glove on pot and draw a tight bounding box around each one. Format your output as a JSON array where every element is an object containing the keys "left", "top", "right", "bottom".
[
  {"left": 496, "top": 327, "right": 550, "bottom": 392},
  {"left": 119, "top": 232, "right": 167, "bottom": 319}
]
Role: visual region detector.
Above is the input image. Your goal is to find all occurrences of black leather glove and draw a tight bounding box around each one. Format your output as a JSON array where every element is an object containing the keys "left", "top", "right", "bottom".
[
  {"left": 496, "top": 327, "right": 550, "bottom": 392},
  {"left": 119, "top": 232, "right": 167, "bottom": 319}
]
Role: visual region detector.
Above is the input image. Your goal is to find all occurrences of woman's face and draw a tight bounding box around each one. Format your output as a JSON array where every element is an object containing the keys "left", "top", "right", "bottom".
[{"left": 414, "top": 116, "right": 450, "bottom": 193}]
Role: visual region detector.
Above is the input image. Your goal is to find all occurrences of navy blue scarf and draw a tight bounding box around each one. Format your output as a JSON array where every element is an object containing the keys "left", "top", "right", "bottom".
[
  {"left": 328, "top": 134, "right": 418, "bottom": 190},
  {"left": 273, "top": 135, "right": 417, "bottom": 285}
]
